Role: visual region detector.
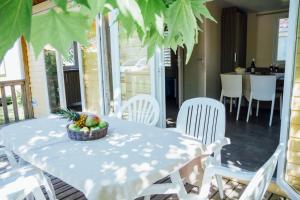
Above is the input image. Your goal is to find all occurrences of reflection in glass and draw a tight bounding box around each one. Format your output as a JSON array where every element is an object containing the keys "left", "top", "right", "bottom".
[
  {"left": 44, "top": 49, "right": 60, "bottom": 113},
  {"left": 118, "top": 25, "right": 151, "bottom": 102}
]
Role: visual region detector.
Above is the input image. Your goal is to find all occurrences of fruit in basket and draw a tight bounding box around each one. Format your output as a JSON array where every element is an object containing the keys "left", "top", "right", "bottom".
[
  {"left": 98, "top": 121, "right": 107, "bottom": 129},
  {"left": 69, "top": 124, "right": 80, "bottom": 131},
  {"left": 85, "top": 115, "right": 100, "bottom": 127},
  {"left": 90, "top": 126, "right": 101, "bottom": 132},
  {"left": 80, "top": 127, "right": 90, "bottom": 133},
  {"left": 58, "top": 108, "right": 87, "bottom": 128}
]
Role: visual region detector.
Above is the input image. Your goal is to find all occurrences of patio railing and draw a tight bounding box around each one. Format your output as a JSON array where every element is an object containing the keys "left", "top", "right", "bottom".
[{"left": 0, "top": 79, "right": 32, "bottom": 124}]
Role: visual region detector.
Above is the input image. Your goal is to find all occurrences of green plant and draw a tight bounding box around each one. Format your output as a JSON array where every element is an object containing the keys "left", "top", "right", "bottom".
[{"left": 0, "top": 0, "right": 215, "bottom": 63}]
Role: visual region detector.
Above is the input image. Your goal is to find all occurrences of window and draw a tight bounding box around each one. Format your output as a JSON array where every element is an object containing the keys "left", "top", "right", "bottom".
[
  {"left": 276, "top": 17, "right": 289, "bottom": 62},
  {"left": 164, "top": 48, "right": 172, "bottom": 68}
]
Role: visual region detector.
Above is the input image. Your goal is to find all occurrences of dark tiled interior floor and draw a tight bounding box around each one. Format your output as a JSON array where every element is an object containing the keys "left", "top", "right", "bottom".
[{"left": 166, "top": 98, "right": 280, "bottom": 172}]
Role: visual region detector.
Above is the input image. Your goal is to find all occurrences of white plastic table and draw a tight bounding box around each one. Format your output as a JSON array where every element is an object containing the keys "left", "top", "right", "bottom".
[{"left": 0, "top": 115, "right": 207, "bottom": 200}]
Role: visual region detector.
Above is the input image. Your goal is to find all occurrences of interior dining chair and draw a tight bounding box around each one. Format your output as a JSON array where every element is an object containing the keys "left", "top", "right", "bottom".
[
  {"left": 139, "top": 144, "right": 282, "bottom": 200},
  {"left": 168, "top": 97, "right": 230, "bottom": 199},
  {"left": 246, "top": 75, "right": 278, "bottom": 126},
  {"left": 220, "top": 74, "right": 243, "bottom": 120},
  {"left": 0, "top": 147, "right": 56, "bottom": 200},
  {"left": 117, "top": 94, "right": 160, "bottom": 126}
]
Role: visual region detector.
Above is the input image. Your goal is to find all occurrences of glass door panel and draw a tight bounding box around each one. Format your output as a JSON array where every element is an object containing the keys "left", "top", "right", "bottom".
[
  {"left": 118, "top": 24, "right": 152, "bottom": 102},
  {"left": 81, "top": 21, "right": 101, "bottom": 114},
  {"left": 44, "top": 48, "right": 60, "bottom": 113}
]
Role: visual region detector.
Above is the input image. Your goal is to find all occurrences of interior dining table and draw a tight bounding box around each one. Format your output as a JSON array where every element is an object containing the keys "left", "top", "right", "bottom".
[
  {"left": 0, "top": 115, "right": 208, "bottom": 200},
  {"left": 226, "top": 72, "right": 284, "bottom": 99}
]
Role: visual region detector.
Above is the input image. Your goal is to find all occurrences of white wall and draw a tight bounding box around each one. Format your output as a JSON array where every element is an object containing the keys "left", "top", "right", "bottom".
[
  {"left": 28, "top": 47, "right": 50, "bottom": 118},
  {"left": 205, "top": 2, "right": 222, "bottom": 99},
  {"left": 0, "top": 40, "right": 23, "bottom": 82},
  {"left": 246, "top": 11, "right": 288, "bottom": 67},
  {"left": 183, "top": 1, "right": 222, "bottom": 100}
]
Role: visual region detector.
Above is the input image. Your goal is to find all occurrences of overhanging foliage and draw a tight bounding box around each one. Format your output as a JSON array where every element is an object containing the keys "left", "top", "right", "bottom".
[{"left": 0, "top": 0, "right": 216, "bottom": 63}]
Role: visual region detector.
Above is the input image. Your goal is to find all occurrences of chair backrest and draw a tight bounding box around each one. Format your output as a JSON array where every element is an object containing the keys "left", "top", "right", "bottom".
[
  {"left": 118, "top": 94, "right": 160, "bottom": 126},
  {"left": 220, "top": 74, "right": 242, "bottom": 97},
  {"left": 239, "top": 144, "right": 283, "bottom": 200},
  {"left": 176, "top": 98, "right": 225, "bottom": 145},
  {"left": 250, "top": 75, "right": 276, "bottom": 101}
]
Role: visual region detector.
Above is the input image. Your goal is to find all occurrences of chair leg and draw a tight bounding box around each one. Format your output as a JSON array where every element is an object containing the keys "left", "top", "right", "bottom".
[
  {"left": 220, "top": 93, "right": 224, "bottom": 103},
  {"left": 236, "top": 97, "right": 241, "bottom": 121},
  {"left": 144, "top": 196, "right": 151, "bottom": 200},
  {"left": 256, "top": 101, "right": 259, "bottom": 117},
  {"left": 280, "top": 95, "right": 282, "bottom": 120},
  {"left": 216, "top": 175, "right": 224, "bottom": 199},
  {"left": 230, "top": 98, "right": 232, "bottom": 113},
  {"left": 269, "top": 98, "right": 275, "bottom": 127},
  {"left": 246, "top": 97, "right": 252, "bottom": 123}
]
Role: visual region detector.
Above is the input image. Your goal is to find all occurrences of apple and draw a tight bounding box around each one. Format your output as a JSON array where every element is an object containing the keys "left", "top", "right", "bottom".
[
  {"left": 69, "top": 124, "right": 80, "bottom": 131},
  {"left": 98, "top": 121, "right": 107, "bottom": 129},
  {"left": 80, "top": 127, "right": 90, "bottom": 133},
  {"left": 90, "top": 126, "right": 100, "bottom": 132},
  {"left": 85, "top": 114, "right": 100, "bottom": 127}
]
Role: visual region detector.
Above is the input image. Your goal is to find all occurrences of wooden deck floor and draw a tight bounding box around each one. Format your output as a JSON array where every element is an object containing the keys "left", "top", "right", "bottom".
[{"left": 0, "top": 157, "right": 289, "bottom": 200}]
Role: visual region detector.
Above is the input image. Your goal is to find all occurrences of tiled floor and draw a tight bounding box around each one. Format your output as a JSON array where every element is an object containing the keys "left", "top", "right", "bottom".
[{"left": 166, "top": 98, "right": 281, "bottom": 172}]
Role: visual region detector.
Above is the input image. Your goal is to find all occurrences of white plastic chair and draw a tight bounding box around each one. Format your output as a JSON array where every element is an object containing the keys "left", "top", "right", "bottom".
[
  {"left": 220, "top": 74, "right": 242, "bottom": 120},
  {"left": 246, "top": 75, "right": 279, "bottom": 126},
  {"left": 169, "top": 97, "right": 230, "bottom": 199},
  {"left": 117, "top": 94, "right": 160, "bottom": 126},
  {"left": 138, "top": 144, "right": 282, "bottom": 200},
  {"left": 200, "top": 144, "right": 283, "bottom": 200},
  {"left": 0, "top": 147, "right": 56, "bottom": 200}
]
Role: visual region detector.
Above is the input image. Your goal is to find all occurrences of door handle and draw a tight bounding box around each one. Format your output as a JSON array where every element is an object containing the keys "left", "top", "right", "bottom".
[{"left": 234, "top": 52, "right": 237, "bottom": 63}]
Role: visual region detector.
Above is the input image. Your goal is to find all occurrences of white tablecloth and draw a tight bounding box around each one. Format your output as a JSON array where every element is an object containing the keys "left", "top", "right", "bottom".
[{"left": 0, "top": 115, "right": 206, "bottom": 200}]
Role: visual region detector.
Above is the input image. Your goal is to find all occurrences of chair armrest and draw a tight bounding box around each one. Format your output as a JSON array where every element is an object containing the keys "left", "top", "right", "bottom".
[
  {"left": 203, "top": 137, "right": 231, "bottom": 156},
  {"left": 205, "top": 162, "right": 255, "bottom": 182}
]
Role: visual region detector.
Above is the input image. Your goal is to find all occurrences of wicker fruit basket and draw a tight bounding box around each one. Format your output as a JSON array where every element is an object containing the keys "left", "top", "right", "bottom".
[{"left": 67, "top": 123, "right": 109, "bottom": 141}]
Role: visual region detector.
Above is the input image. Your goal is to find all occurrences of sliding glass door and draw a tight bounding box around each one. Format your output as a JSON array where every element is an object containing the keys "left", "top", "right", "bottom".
[{"left": 109, "top": 11, "right": 165, "bottom": 127}]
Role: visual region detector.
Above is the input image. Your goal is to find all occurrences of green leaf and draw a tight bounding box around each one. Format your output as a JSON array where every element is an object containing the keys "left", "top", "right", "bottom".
[
  {"left": 165, "top": 0, "right": 198, "bottom": 62},
  {"left": 137, "top": 0, "right": 166, "bottom": 36},
  {"left": 114, "top": 0, "right": 145, "bottom": 31},
  {"left": 74, "top": 0, "right": 90, "bottom": 8},
  {"left": 80, "top": 0, "right": 106, "bottom": 24},
  {"left": 52, "top": 0, "right": 90, "bottom": 11},
  {"left": 0, "top": 0, "right": 32, "bottom": 59},
  {"left": 52, "top": 0, "right": 68, "bottom": 11},
  {"left": 31, "top": 9, "right": 89, "bottom": 57},
  {"left": 190, "top": 0, "right": 216, "bottom": 23}
]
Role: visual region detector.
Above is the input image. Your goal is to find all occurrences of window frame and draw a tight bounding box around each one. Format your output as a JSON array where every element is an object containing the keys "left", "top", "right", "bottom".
[
  {"left": 276, "top": 0, "right": 300, "bottom": 199},
  {"left": 274, "top": 13, "right": 289, "bottom": 65}
]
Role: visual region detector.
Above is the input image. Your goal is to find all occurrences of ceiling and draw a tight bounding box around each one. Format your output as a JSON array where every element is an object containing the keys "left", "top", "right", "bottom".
[
  {"left": 32, "top": 0, "right": 290, "bottom": 13},
  {"left": 33, "top": 0, "right": 47, "bottom": 5},
  {"left": 216, "top": 0, "right": 290, "bottom": 12}
]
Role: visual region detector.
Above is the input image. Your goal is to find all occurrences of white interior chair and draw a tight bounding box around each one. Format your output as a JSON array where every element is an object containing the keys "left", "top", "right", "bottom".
[
  {"left": 117, "top": 94, "right": 160, "bottom": 126},
  {"left": 169, "top": 97, "right": 230, "bottom": 199},
  {"left": 139, "top": 144, "right": 282, "bottom": 200},
  {"left": 246, "top": 75, "right": 279, "bottom": 126},
  {"left": 220, "top": 74, "right": 242, "bottom": 120},
  {"left": 0, "top": 147, "right": 56, "bottom": 200}
]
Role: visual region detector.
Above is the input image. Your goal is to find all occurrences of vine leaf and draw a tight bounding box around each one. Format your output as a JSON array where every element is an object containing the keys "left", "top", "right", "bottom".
[
  {"left": 52, "top": 0, "right": 90, "bottom": 11},
  {"left": 0, "top": 0, "right": 32, "bottom": 59},
  {"left": 80, "top": 0, "right": 106, "bottom": 23},
  {"left": 165, "top": 0, "right": 198, "bottom": 62},
  {"left": 191, "top": 0, "right": 216, "bottom": 23},
  {"left": 31, "top": 9, "right": 90, "bottom": 57}
]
